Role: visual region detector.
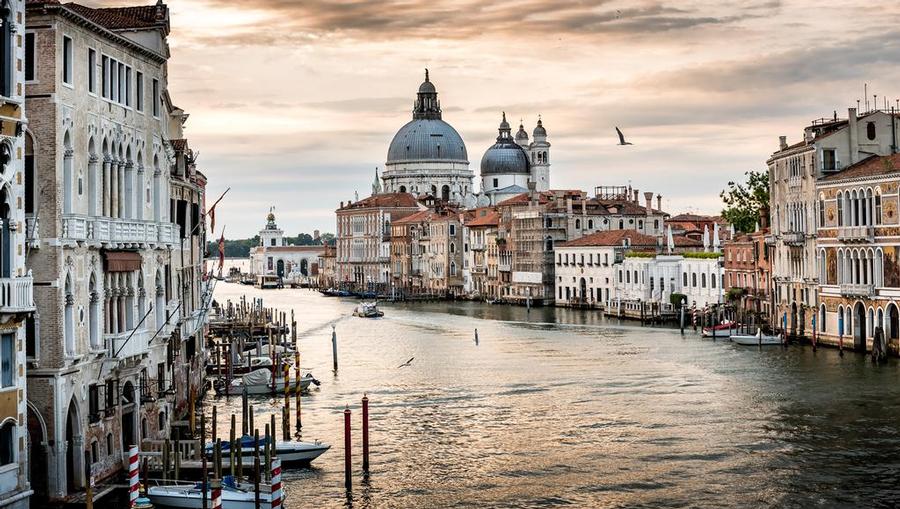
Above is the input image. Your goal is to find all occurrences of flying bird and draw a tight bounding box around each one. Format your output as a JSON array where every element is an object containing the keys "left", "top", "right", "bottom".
[
  {"left": 397, "top": 357, "right": 414, "bottom": 368},
  {"left": 616, "top": 127, "right": 633, "bottom": 145}
]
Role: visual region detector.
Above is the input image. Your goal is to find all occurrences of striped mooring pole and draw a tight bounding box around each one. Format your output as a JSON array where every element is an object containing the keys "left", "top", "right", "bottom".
[
  {"left": 271, "top": 458, "right": 283, "bottom": 508},
  {"left": 128, "top": 445, "right": 140, "bottom": 508},
  {"left": 210, "top": 477, "right": 223, "bottom": 509}
]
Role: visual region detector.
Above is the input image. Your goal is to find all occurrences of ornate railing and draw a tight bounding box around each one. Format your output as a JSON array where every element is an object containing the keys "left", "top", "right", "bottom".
[
  {"left": 62, "top": 214, "right": 177, "bottom": 246},
  {"left": 837, "top": 226, "right": 875, "bottom": 243},
  {"left": 105, "top": 328, "right": 149, "bottom": 359},
  {"left": 840, "top": 283, "right": 875, "bottom": 297},
  {"left": 0, "top": 277, "right": 34, "bottom": 314}
]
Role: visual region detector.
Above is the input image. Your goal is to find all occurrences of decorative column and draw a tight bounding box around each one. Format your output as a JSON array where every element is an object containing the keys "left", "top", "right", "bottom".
[
  {"left": 119, "top": 160, "right": 127, "bottom": 219},
  {"left": 103, "top": 157, "right": 112, "bottom": 217},
  {"left": 88, "top": 155, "right": 99, "bottom": 216},
  {"left": 110, "top": 160, "right": 118, "bottom": 218},
  {"left": 63, "top": 148, "right": 74, "bottom": 214},
  {"left": 136, "top": 165, "right": 145, "bottom": 220},
  {"left": 111, "top": 286, "right": 119, "bottom": 334}
]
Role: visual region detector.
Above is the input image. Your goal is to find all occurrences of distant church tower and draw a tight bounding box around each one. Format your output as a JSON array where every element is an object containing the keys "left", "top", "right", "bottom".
[
  {"left": 529, "top": 117, "right": 550, "bottom": 191},
  {"left": 259, "top": 209, "right": 284, "bottom": 248}
]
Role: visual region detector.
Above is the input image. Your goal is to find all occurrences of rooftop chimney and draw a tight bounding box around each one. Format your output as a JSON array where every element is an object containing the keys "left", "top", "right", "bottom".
[
  {"left": 848, "top": 107, "right": 859, "bottom": 165},
  {"left": 779, "top": 136, "right": 788, "bottom": 150},
  {"left": 633, "top": 189, "right": 639, "bottom": 204},
  {"left": 656, "top": 194, "right": 662, "bottom": 212},
  {"left": 644, "top": 192, "right": 653, "bottom": 216}
]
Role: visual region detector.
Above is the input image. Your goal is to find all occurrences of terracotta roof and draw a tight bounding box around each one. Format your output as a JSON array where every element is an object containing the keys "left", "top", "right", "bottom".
[
  {"left": 393, "top": 209, "right": 433, "bottom": 225},
  {"left": 393, "top": 206, "right": 459, "bottom": 225},
  {"left": 65, "top": 2, "right": 168, "bottom": 31},
  {"left": 821, "top": 153, "right": 900, "bottom": 182},
  {"left": 338, "top": 193, "right": 419, "bottom": 211},
  {"left": 466, "top": 208, "right": 500, "bottom": 227},
  {"left": 558, "top": 230, "right": 659, "bottom": 248}
]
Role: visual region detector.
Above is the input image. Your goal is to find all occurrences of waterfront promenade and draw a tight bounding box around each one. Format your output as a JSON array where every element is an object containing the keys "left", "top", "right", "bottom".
[{"left": 211, "top": 282, "right": 900, "bottom": 508}]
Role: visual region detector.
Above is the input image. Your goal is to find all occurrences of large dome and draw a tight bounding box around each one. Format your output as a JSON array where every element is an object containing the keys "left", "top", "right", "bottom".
[
  {"left": 387, "top": 118, "right": 468, "bottom": 164},
  {"left": 481, "top": 112, "right": 530, "bottom": 176}
]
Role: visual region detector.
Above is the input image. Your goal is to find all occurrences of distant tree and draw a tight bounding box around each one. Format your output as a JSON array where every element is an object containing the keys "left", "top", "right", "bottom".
[
  {"left": 319, "top": 233, "right": 336, "bottom": 245},
  {"left": 294, "top": 233, "right": 314, "bottom": 245},
  {"left": 208, "top": 232, "right": 336, "bottom": 256},
  {"left": 720, "top": 171, "right": 769, "bottom": 233}
]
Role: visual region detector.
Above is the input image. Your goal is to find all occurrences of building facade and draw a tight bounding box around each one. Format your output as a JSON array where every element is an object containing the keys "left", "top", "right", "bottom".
[
  {"left": 248, "top": 211, "right": 324, "bottom": 279},
  {"left": 768, "top": 107, "right": 899, "bottom": 340},
  {"left": 723, "top": 228, "right": 771, "bottom": 321},
  {"left": 479, "top": 114, "right": 550, "bottom": 205},
  {"left": 815, "top": 153, "right": 900, "bottom": 352},
  {"left": 25, "top": 2, "right": 196, "bottom": 501},
  {"left": 335, "top": 193, "right": 420, "bottom": 291}
]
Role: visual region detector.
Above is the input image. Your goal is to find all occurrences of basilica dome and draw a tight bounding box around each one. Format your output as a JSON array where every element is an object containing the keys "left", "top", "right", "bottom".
[
  {"left": 386, "top": 70, "right": 468, "bottom": 165},
  {"left": 481, "top": 113, "right": 530, "bottom": 176}
]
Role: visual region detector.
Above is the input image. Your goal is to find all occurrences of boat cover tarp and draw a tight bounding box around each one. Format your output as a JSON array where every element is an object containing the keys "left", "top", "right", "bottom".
[{"left": 242, "top": 368, "right": 273, "bottom": 386}]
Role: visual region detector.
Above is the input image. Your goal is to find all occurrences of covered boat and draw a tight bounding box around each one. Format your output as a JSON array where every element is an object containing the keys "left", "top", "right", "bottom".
[
  {"left": 353, "top": 301, "right": 383, "bottom": 318},
  {"left": 701, "top": 321, "right": 740, "bottom": 338},
  {"left": 731, "top": 329, "right": 783, "bottom": 346},
  {"left": 148, "top": 476, "right": 282, "bottom": 509},
  {"left": 207, "top": 435, "right": 330, "bottom": 466},
  {"left": 214, "top": 368, "right": 319, "bottom": 395}
]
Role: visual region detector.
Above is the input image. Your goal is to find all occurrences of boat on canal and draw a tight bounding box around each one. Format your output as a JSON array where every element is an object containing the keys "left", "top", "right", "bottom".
[
  {"left": 320, "top": 288, "right": 352, "bottom": 297},
  {"left": 353, "top": 301, "right": 384, "bottom": 318},
  {"left": 148, "top": 476, "right": 282, "bottom": 509},
  {"left": 731, "top": 329, "right": 783, "bottom": 346},
  {"left": 213, "top": 368, "right": 319, "bottom": 395},
  {"left": 701, "top": 321, "right": 740, "bottom": 338},
  {"left": 207, "top": 435, "right": 331, "bottom": 466}
]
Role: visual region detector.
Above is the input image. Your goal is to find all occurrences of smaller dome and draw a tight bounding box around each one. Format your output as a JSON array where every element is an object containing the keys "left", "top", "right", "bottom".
[
  {"left": 499, "top": 111, "right": 510, "bottom": 131},
  {"left": 533, "top": 117, "right": 546, "bottom": 137},
  {"left": 418, "top": 68, "right": 436, "bottom": 94},
  {"left": 515, "top": 121, "right": 529, "bottom": 142}
]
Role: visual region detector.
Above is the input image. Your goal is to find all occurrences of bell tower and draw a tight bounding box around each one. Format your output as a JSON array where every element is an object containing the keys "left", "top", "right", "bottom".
[{"left": 530, "top": 116, "right": 550, "bottom": 191}]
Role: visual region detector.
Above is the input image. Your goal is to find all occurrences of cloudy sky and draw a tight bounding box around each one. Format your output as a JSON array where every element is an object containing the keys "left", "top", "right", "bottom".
[{"left": 94, "top": 0, "right": 900, "bottom": 237}]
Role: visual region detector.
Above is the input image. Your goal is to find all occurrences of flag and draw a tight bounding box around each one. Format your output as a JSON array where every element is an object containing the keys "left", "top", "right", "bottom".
[
  {"left": 218, "top": 231, "right": 225, "bottom": 274},
  {"left": 206, "top": 188, "right": 230, "bottom": 235}
]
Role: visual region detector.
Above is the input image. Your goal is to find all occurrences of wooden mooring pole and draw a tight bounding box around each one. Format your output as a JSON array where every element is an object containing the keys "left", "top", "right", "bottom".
[{"left": 344, "top": 405, "right": 352, "bottom": 490}]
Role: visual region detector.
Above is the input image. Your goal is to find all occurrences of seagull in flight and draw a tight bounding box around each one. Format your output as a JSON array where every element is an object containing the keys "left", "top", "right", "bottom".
[
  {"left": 397, "top": 357, "right": 414, "bottom": 368},
  {"left": 616, "top": 127, "right": 633, "bottom": 145}
]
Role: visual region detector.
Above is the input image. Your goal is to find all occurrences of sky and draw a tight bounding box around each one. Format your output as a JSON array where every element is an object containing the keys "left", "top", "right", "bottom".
[{"left": 92, "top": 0, "right": 900, "bottom": 238}]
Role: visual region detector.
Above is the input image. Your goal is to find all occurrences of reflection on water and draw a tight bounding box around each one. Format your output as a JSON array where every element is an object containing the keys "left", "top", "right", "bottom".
[{"left": 208, "top": 283, "right": 900, "bottom": 508}]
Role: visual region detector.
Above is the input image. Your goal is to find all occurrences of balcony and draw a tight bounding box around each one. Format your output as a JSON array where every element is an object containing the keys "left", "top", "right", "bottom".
[
  {"left": 471, "top": 242, "right": 485, "bottom": 251},
  {"left": 782, "top": 231, "right": 805, "bottom": 246},
  {"left": 62, "top": 214, "right": 177, "bottom": 248},
  {"left": 180, "top": 309, "right": 207, "bottom": 340},
  {"left": 106, "top": 328, "right": 150, "bottom": 359},
  {"left": 840, "top": 283, "right": 875, "bottom": 297},
  {"left": 837, "top": 226, "right": 875, "bottom": 243},
  {"left": 0, "top": 277, "right": 35, "bottom": 314},
  {"left": 498, "top": 263, "right": 511, "bottom": 272}
]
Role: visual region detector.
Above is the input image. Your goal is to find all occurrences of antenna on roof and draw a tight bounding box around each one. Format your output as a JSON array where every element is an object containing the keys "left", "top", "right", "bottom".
[{"left": 864, "top": 83, "right": 868, "bottom": 111}]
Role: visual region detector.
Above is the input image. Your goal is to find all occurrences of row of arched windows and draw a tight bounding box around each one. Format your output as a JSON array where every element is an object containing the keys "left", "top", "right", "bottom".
[{"left": 834, "top": 188, "right": 882, "bottom": 227}]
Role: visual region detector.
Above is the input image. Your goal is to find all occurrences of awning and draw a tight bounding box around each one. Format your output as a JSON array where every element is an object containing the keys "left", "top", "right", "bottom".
[{"left": 104, "top": 251, "right": 143, "bottom": 272}]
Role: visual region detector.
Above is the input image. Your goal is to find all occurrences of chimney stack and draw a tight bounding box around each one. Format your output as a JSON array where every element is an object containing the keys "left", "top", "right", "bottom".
[
  {"left": 314, "top": 229, "right": 320, "bottom": 240},
  {"left": 644, "top": 192, "right": 653, "bottom": 216},
  {"left": 633, "top": 189, "right": 639, "bottom": 204},
  {"left": 848, "top": 107, "right": 859, "bottom": 165},
  {"left": 779, "top": 136, "right": 787, "bottom": 150},
  {"left": 656, "top": 194, "right": 662, "bottom": 211}
]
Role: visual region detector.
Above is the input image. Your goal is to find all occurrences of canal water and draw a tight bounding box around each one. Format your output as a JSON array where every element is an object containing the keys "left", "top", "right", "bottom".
[{"left": 209, "top": 283, "right": 900, "bottom": 508}]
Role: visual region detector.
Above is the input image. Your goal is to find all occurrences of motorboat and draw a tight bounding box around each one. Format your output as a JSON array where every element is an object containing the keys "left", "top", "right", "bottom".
[
  {"left": 207, "top": 435, "right": 330, "bottom": 466},
  {"left": 353, "top": 301, "right": 383, "bottom": 318},
  {"left": 320, "top": 288, "right": 352, "bottom": 297},
  {"left": 205, "top": 355, "right": 273, "bottom": 375},
  {"left": 214, "top": 368, "right": 319, "bottom": 396},
  {"left": 731, "top": 329, "right": 783, "bottom": 346},
  {"left": 147, "top": 476, "right": 282, "bottom": 509},
  {"left": 701, "top": 321, "right": 740, "bottom": 338}
]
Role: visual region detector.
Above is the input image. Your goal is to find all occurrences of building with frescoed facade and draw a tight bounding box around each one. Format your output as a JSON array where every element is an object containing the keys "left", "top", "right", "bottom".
[
  {"left": 768, "top": 107, "right": 899, "bottom": 340},
  {"left": 815, "top": 152, "right": 900, "bottom": 353}
]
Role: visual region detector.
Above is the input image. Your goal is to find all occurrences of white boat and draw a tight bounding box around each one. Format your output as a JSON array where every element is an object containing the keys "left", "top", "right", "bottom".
[
  {"left": 701, "top": 321, "right": 740, "bottom": 338},
  {"left": 731, "top": 329, "right": 783, "bottom": 346},
  {"left": 148, "top": 478, "right": 281, "bottom": 509},
  {"left": 214, "top": 368, "right": 319, "bottom": 395},
  {"left": 353, "top": 301, "right": 383, "bottom": 318},
  {"left": 208, "top": 435, "right": 331, "bottom": 466}
]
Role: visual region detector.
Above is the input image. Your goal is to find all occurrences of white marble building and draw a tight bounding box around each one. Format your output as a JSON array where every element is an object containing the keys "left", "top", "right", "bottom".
[
  {"left": 248, "top": 211, "right": 324, "bottom": 278},
  {"left": 478, "top": 114, "right": 550, "bottom": 206}
]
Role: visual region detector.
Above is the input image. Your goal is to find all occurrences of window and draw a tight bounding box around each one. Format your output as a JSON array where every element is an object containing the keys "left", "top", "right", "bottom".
[
  {"left": 875, "top": 194, "right": 882, "bottom": 225},
  {"left": 701, "top": 273, "right": 707, "bottom": 288},
  {"left": 89, "top": 384, "right": 100, "bottom": 422},
  {"left": 90, "top": 441, "right": 99, "bottom": 464},
  {"left": 62, "top": 36, "right": 73, "bottom": 85},
  {"left": 449, "top": 224, "right": 455, "bottom": 236},
  {"left": 118, "top": 63, "right": 125, "bottom": 103},
  {"left": 823, "top": 149, "right": 836, "bottom": 172},
  {"left": 0, "top": 334, "right": 12, "bottom": 388},
  {"left": 0, "top": 7, "right": 12, "bottom": 96},
  {"left": 683, "top": 273, "right": 687, "bottom": 286},
  {"left": 87, "top": 49, "right": 96, "bottom": 93},
  {"left": 492, "top": 178, "right": 498, "bottom": 188},
  {"left": 105, "top": 379, "right": 117, "bottom": 412},
  {"left": 152, "top": 78, "right": 160, "bottom": 117},
  {"left": 157, "top": 362, "right": 166, "bottom": 393},
  {"left": 136, "top": 72, "right": 144, "bottom": 111},
  {"left": 125, "top": 67, "right": 132, "bottom": 106},
  {"left": 25, "top": 33, "right": 36, "bottom": 82},
  {"left": 102, "top": 56, "right": 109, "bottom": 97},
  {"left": 111, "top": 60, "right": 118, "bottom": 101},
  {"left": 106, "top": 433, "right": 114, "bottom": 457},
  {"left": 867, "top": 122, "right": 876, "bottom": 141},
  {"left": 0, "top": 421, "right": 13, "bottom": 466}
]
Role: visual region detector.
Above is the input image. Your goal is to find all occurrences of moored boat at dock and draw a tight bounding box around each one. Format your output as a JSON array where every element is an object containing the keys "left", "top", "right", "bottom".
[
  {"left": 213, "top": 368, "right": 319, "bottom": 395},
  {"left": 148, "top": 476, "right": 281, "bottom": 509},
  {"left": 731, "top": 329, "right": 783, "bottom": 346},
  {"left": 701, "top": 321, "right": 740, "bottom": 338},
  {"left": 207, "top": 435, "right": 331, "bottom": 466}
]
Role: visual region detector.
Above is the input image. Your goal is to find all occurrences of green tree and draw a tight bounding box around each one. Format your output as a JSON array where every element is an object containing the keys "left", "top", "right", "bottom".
[
  {"left": 294, "top": 233, "right": 315, "bottom": 245},
  {"left": 720, "top": 170, "right": 769, "bottom": 233}
]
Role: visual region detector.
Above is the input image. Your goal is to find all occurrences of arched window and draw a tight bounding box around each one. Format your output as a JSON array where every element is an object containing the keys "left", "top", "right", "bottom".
[
  {"left": 106, "top": 433, "right": 114, "bottom": 457},
  {"left": 588, "top": 219, "right": 593, "bottom": 229},
  {"left": 837, "top": 192, "right": 843, "bottom": 226},
  {"left": 575, "top": 219, "right": 581, "bottom": 230},
  {"left": 0, "top": 420, "right": 13, "bottom": 467},
  {"left": 701, "top": 273, "right": 707, "bottom": 288},
  {"left": 867, "top": 122, "right": 876, "bottom": 140},
  {"left": 449, "top": 243, "right": 455, "bottom": 254},
  {"left": 0, "top": 2, "right": 13, "bottom": 97},
  {"left": 63, "top": 133, "right": 74, "bottom": 214},
  {"left": 152, "top": 155, "right": 161, "bottom": 221},
  {"left": 64, "top": 275, "right": 75, "bottom": 356},
  {"left": 450, "top": 261, "right": 456, "bottom": 276},
  {"left": 683, "top": 273, "right": 687, "bottom": 286},
  {"left": 399, "top": 185, "right": 406, "bottom": 193},
  {"left": 692, "top": 273, "right": 697, "bottom": 287},
  {"left": 875, "top": 192, "right": 882, "bottom": 225},
  {"left": 545, "top": 237, "right": 553, "bottom": 251},
  {"left": 89, "top": 274, "right": 101, "bottom": 349}
]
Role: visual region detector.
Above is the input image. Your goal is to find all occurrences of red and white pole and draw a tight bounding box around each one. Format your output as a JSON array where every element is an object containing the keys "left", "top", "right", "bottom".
[
  {"left": 210, "top": 478, "right": 223, "bottom": 509},
  {"left": 270, "top": 458, "right": 283, "bottom": 508},
  {"left": 128, "top": 445, "right": 139, "bottom": 507}
]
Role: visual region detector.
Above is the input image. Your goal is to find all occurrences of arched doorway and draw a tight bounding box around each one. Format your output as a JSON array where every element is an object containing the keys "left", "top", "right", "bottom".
[
  {"left": 65, "top": 398, "right": 80, "bottom": 494},
  {"left": 122, "top": 381, "right": 136, "bottom": 451},
  {"left": 300, "top": 258, "right": 309, "bottom": 276},
  {"left": 579, "top": 278, "right": 587, "bottom": 303},
  {"left": 854, "top": 302, "right": 867, "bottom": 351},
  {"left": 27, "top": 404, "right": 47, "bottom": 502},
  {"left": 441, "top": 185, "right": 450, "bottom": 202},
  {"left": 276, "top": 259, "right": 285, "bottom": 278}
]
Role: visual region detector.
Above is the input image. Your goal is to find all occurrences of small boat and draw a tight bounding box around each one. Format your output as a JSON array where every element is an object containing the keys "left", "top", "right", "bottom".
[
  {"left": 701, "top": 321, "right": 740, "bottom": 338},
  {"left": 320, "top": 288, "right": 352, "bottom": 297},
  {"left": 214, "top": 368, "right": 319, "bottom": 396},
  {"left": 731, "top": 329, "right": 783, "bottom": 346},
  {"left": 207, "top": 435, "right": 330, "bottom": 466},
  {"left": 205, "top": 356, "right": 273, "bottom": 375},
  {"left": 353, "top": 301, "right": 384, "bottom": 318},
  {"left": 148, "top": 476, "right": 282, "bottom": 509}
]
